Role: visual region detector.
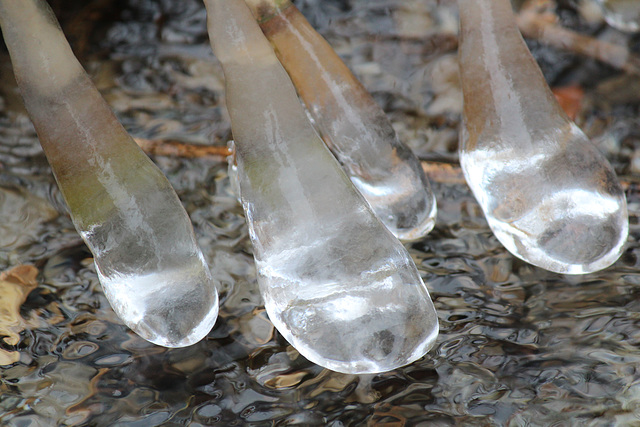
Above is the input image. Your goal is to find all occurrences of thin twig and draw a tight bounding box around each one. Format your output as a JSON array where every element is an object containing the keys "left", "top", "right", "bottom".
[
  {"left": 516, "top": 0, "right": 640, "bottom": 75},
  {"left": 422, "top": 161, "right": 465, "bottom": 184},
  {"left": 134, "top": 138, "right": 231, "bottom": 158}
]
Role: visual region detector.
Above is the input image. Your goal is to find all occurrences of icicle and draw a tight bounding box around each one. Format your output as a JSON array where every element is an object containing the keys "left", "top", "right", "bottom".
[
  {"left": 204, "top": 0, "right": 438, "bottom": 373},
  {"left": 0, "top": 0, "right": 219, "bottom": 347},
  {"left": 243, "top": 0, "right": 437, "bottom": 241},
  {"left": 457, "top": 0, "right": 628, "bottom": 274}
]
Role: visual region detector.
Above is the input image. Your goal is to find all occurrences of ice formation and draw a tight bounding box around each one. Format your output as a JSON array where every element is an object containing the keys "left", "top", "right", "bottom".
[
  {"left": 242, "top": 0, "right": 437, "bottom": 241},
  {"left": 204, "top": 0, "right": 438, "bottom": 373},
  {"left": 0, "top": 0, "right": 219, "bottom": 347},
  {"left": 457, "top": 0, "right": 628, "bottom": 274}
]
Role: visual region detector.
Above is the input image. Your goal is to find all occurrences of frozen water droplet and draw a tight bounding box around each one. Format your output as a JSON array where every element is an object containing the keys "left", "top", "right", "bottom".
[
  {"left": 457, "top": 0, "right": 628, "bottom": 274},
  {"left": 205, "top": 0, "right": 438, "bottom": 373},
  {"left": 245, "top": 0, "right": 437, "bottom": 241},
  {"left": 0, "top": 0, "right": 219, "bottom": 347}
]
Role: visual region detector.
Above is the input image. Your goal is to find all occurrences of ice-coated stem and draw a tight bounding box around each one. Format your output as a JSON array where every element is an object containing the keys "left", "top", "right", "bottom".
[
  {"left": 0, "top": 0, "right": 219, "bottom": 347},
  {"left": 243, "top": 0, "right": 437, "bottom": 241},
  {"left": 457, "top": 0, "right": 628, "bottom": 274},
  {"left": 204, "top": 0, "right": 438, "bottom": 374}
]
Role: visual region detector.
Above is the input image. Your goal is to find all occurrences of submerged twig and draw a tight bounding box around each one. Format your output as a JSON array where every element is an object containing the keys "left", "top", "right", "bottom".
[
  {"left": 421, "top": 161, "right": 465, "bottom": 184},
  {"left": 516, "top": 0, "right": 640, "bottom": 75},
  {"left": 134, "top": 138, "right": 231, "bottom": 158}
]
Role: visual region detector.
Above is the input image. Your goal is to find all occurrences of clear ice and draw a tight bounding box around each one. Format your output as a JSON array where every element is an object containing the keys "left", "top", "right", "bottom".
[
  {"left": 596, "top": 0, "right": 640, "bottom": 32},
  {"left": 242, "top": 0, "right": 437, "bottom": 241},
  {"left": 204, "top": 0, "right": 438, "bottom": 374},
  {"left": 457, "top": 0, "right": 628, "bottom": 274},
  {"left": 0, "top": 0, "right": 219, "bottom": 347}
]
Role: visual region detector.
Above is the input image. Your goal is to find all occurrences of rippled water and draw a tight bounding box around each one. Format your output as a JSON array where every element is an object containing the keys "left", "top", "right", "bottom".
[{"left": 1, "top": 0, "right": 640, "bottom": 425}]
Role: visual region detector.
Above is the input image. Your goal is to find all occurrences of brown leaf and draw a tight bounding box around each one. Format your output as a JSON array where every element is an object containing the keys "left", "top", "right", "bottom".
[
  {"left": 0, "top": 265, "right": 39, "bottom": 350},
  {"left": 553, "top": 85, "right": 585, "bottom": 121}
]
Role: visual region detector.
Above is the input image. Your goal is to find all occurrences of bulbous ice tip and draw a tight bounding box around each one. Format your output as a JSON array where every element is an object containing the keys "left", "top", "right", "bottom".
[
  {"left": 538, "top": 212, "right": 628, "bottom": 275},
  {"left": 261, "top": 270, "right": 439, "bottom": 374},
  {"left": 131, "top": 291, "right": 220, "bottom": 348},
  {"left": 271, "top": 296, "right": 438, "bottom": 374},
  {"left": 348, "top": 180, "right": 437, "bottom": 242},
  {"left": 471, "top": 144, "right": 630, "bottom": 275},
  {"left": 490, "top": 196, "right": 629, "bottom": 275},
  {"left": 350, "top": 156, "right": 438, "bottom": 242},
  {"left": 387, "top": 191, "right": 438, "bottom": 242},
  {"left": 98, "top": 261, "right": 220, "bottom": 348}
]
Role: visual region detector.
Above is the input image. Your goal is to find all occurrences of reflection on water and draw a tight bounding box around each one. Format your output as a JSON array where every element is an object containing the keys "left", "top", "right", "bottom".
[{"left": 1, "top": 0, "right": 640, "bottom": 425}]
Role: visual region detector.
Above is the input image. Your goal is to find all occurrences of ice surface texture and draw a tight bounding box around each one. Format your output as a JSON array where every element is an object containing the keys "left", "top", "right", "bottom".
[
  {"left": 457, "top": 0, "right": 628, "bottom": 274},
  {"left": 244, "top": 0, "right": 437, "bottom": 241},
  {"left": 205, "top": 0, "right": 438, "bottom": 374},
  {"left": 0, "top": 0, "right": 219, "bottom": 347}
]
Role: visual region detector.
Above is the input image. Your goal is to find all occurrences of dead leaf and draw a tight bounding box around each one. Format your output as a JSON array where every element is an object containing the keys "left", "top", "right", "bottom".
[
  {"left": 553, "top": 85, "right": 585, "bottom": 121},
  {"left": 0, "top": 265, "right": 39, "bottom": 353}
]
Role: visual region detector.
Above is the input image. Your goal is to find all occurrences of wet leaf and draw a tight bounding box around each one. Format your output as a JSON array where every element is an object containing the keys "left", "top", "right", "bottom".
[{"left": 0, "top": 265, "right": 39, "bottom": 358}]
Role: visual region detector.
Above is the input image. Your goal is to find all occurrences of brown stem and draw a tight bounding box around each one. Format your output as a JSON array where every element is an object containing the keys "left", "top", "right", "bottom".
[
  {"left": 133, "top": 138, "right": 232, "bottom": 158},
  {"left": 516, "top": 1, "right": 640, "bottom": 75}
]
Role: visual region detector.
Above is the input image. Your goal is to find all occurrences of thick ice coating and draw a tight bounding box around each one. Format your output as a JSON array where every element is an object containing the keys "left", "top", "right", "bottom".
[
  {"left": 243, "top": 0, "right": 437, "bottom": 241},
  {"left": 0, "top": 0, "right": 219, "bottom": 347},
  {"left": 204, "top": 0, "right": 438, "bottom": 374},
  {"left": 457, "top": 0, "right": 628, "bottom": 274}
]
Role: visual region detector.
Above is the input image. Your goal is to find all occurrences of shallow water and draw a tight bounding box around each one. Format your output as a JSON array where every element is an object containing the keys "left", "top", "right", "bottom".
[{"left": 1, "top": 0, "right": 640, "bottom": 425}]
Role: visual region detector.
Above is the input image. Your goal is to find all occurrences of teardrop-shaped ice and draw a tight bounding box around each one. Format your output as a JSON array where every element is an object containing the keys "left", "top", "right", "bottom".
[
  {"left": 204, "top": 0, "right": 438, "bottom": 374},
  {"left": 0, "top": 0, "right": 219, "bottom": 347},
  {"left": 457, "top": 0, "right": 628, "bottom": 274},
  {"left": 243, "top": 0, "right": 437, "bottom": 241}
]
